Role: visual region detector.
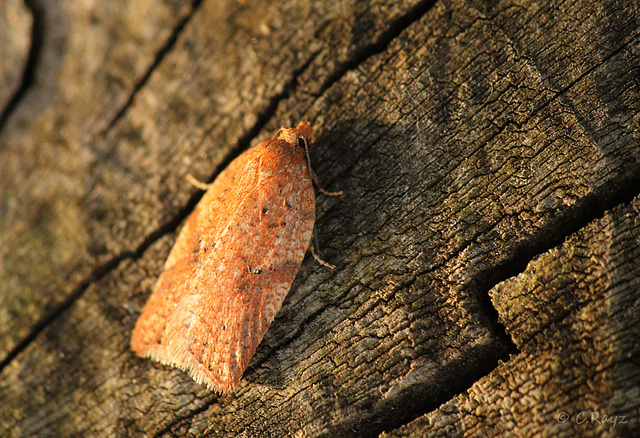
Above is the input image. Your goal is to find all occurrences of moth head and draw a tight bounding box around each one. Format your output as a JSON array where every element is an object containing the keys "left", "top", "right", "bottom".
[{"left": 273, "top": 122, "right": 313, "bottom": 150}]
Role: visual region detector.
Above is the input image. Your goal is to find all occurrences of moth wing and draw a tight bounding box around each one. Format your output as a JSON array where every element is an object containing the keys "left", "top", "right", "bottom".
[
  {"left": 132, "top": 139, "right": 315, "bottom": 392},
  {"left": 131, "top": 149, "right": 252, "bottom": 354}
]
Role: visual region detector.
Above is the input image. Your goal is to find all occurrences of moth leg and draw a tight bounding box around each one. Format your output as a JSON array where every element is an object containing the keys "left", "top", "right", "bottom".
[
  {"left": 186, "top": 174, "right": 212, "bottom": 191},
  {"left": 316, "top": 184, "right": 343, "bottom": 197}
]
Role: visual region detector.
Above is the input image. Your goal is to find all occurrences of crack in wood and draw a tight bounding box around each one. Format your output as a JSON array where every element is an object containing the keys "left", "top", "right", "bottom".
[
  {"left": 0, "top": 252, "right": 127, "bottom": 372},
  {"left": 0, "top": 0, "right": 44, "bottom": 135},
  {"left": 476, "top": 171, "right": 640, "bottom": 308},
  {"left": 101, "top": 0, "right": 204, "bottom": 135},
  {"left": 316, "top": 0, "right": 439, "bottom": 97}
]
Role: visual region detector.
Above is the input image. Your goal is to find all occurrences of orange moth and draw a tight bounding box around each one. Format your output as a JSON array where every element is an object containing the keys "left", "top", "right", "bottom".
[{"left": 131, "top": 122, "right": 336, "bottom": 392}]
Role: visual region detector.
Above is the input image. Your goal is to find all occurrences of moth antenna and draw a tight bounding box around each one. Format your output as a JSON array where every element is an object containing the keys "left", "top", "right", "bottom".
[
  {"left": 310, "top": 227, "right": 336, "bottom": 269},
  {"left": 301, "top": 136, "right": 343, "bottom": 197}
]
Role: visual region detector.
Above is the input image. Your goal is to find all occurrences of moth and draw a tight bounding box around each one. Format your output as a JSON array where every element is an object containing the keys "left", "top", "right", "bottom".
[{"left": 131, "top": 122, "right": 337, "bottom": 392}]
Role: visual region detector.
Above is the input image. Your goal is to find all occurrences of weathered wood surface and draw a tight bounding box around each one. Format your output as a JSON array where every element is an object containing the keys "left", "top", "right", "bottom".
[
  {"left": 1, "top": 0, "right": 638, "bottom": 436},
  {"left": 383, "top": 196, "right": 640, "bottom": 437}
]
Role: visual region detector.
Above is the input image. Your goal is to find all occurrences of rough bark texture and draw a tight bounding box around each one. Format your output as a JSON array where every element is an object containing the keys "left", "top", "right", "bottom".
[{"left": 0, "top": 0, "right": 638, "bottom": 437}]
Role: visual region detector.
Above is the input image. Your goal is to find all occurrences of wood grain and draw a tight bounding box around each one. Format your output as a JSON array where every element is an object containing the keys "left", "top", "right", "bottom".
[{"left": 1, "top": 0, "right": 638, "bottom": 436}]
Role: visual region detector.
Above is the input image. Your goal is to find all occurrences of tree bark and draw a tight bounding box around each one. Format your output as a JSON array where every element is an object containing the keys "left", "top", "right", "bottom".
[{"left": 1, "top": 0, "right": 638, "bottom": 437}]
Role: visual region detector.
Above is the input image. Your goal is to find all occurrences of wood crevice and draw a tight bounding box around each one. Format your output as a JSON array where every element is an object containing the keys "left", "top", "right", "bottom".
[
  {"left": 315, "top": 0, "right": 438, "bottom": 98},
  {"left": 101, "top": 0, "right": 205, "bottom": 135},
  {"left": 0, "top": 0, "right": 43, "bottom": 134}
]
